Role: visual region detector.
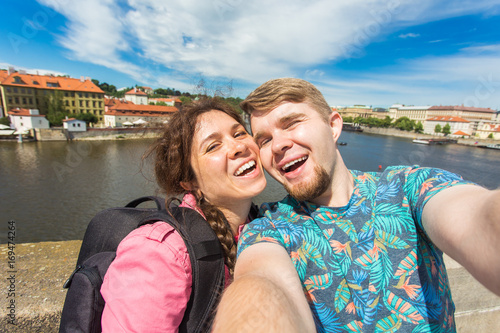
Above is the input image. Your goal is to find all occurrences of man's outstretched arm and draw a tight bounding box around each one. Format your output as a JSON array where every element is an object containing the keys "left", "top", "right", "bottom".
[
  {"left": 213, "top": 242, "right": 316, "bottom": 332},
  {"left": 423, "top": 184, "right": 500, "bottom": 296}
]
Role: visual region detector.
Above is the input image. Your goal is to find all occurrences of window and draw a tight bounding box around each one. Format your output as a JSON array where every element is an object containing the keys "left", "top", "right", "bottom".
[
  {"left": 77, "top": 123, "right": 81, "bottom": 127},
  {"left": 22, "top": 98, "right": 26, "bottom": 104},
  {"left": 65, "top": 101, "right": 69, "bottom": 106},
  {"left": 29, "top": 98, "right": 33, "bottom": 104},
  {"left": 72, "top": 101, "right": 75, "bottom": 106},
  {"left": 13, "top": 88, "right": 18, "bottom": 93},
  {"left": 47, "top": 82, "right": 59, "bottom": 88},
  {"left": 86, "top": 101, "right": 89, "bottom": 107},
  {"left": 21, "top": 88, "right": 25, "bottom": 94},
  {"left": 27, "top": 89, "right": 32, "bottom": 94},
  {"left": 14, "top": 76, "right": 22, "bottom": 84},
  {"left": 85, "top": 93, "right": 89, "bottom": 98},
  {"left": 15, "top": 97, "right": 19, "bottom": 103},
  {"left": 6, "top": 87, "right": 11, "bottom": 92}
]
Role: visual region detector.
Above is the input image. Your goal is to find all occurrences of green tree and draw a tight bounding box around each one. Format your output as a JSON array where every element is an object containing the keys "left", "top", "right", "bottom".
[
  {"left": 0, "top": 117, "right": 10, "bottom": 126},
  {"left": 179, "top": 96, "right": 192, "bottom": 105},
  {"left": 394, "top": 117, "right": 414, "bottom": 131},
  {"left": 382, "top": 116, "right": 392, "bottom": 128},
  {"left": 70, "top": 112, "right": 98, "bottom": 125},
  {"left": 442, "top": 123, "right": 451, "bottom": 136},
  {"left": 45, "top": 90, "right": 68, "bottom": 126},
  {"left": 488, "top": 133, "right": 494, "bottom": 139},
  {"left": 435, "top": 124, "right": 442, "bottom": 134},
  {"left": 342, "top": 116, "right": 353, "bottom": 123},
  {"left": 414, "top": 121, "right": 424, "bottom": 134}
]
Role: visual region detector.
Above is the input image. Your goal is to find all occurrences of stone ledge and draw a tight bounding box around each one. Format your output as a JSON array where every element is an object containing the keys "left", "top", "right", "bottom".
[{"left": 1, "top": 240, "right": 499, "bottom": 332}]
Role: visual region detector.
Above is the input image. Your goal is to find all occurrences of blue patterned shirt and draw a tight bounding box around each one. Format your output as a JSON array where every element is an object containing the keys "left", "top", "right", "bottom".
[{"left": 238, "top": 166, "right": 473, "bottom": 333}]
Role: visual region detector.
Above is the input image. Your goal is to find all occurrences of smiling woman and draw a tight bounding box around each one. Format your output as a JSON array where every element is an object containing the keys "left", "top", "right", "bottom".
[{"left": 99, "top": 97, "right": 267, "bottom": 332}]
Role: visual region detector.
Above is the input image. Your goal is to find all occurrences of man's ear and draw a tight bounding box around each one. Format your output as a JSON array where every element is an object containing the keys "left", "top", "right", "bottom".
[{"left": 329, "top": 111, "right": 343, "bottom": 141}]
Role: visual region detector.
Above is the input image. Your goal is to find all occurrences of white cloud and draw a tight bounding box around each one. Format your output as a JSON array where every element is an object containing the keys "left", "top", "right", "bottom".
[
  {"left": 35, "top": 0, "right": 500, "bottom": 106},
  {"left": 0, "top": 62, "right": 68, "bottom": 76},
  {"left": 398, "top": 33, "right": 420, "bottom": 38}
]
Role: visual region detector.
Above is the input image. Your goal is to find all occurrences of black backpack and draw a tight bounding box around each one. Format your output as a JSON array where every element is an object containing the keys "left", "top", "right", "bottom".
[{"left": 59, "top": 196, "right": 225, "bottom": 333}]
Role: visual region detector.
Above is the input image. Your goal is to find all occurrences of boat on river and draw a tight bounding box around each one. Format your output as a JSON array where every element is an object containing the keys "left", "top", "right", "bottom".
[
  {"left": 412, "top": 138, "right": 457, "bottom": 145},
  {"left": 342, "top": 124, "right": 363, "bottom": 132}
]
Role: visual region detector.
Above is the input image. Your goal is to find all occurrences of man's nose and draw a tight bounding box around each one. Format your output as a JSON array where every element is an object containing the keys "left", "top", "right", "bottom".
[{"left": 271, "top": 132, "right": 292, "bottom": 154}]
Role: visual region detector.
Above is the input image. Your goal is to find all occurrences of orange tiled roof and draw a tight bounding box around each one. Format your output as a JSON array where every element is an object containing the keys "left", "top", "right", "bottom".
[
  {"left": 8, "top": 107, "right": 45, "bottom": 117},
  {"left": 106, "top": 102, "right": 178, "bottom": 116},
  {"left": 426, "top": 116, "right": 469, "bottom": 122},
  {"left": 481, "top": 124, "right": 500, "bottom": 132},
  {"left": 429, "top": 105, "right": 495, "bottom": 113},
  {"left": 453, "top": 130, "right": 470, "bottom": 136},
  {"left": 125, "top": 88, "right": 148, "bottom": 96},
  {"left": 0, "top": 70, "right": 104, "bottom": 93},
  {"left": 149, "top": 97, "right": 182, "bottom": 103}
]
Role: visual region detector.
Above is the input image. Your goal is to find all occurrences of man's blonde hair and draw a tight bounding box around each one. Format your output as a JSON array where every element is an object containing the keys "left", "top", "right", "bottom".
[{"left": 240, "top": 78, "right": 332, "bottom": 122}]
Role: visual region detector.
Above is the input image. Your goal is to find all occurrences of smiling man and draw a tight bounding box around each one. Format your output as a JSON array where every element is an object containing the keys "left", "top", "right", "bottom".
[{"left": 213, "top": 78, "right": 500, "bottom": 332}]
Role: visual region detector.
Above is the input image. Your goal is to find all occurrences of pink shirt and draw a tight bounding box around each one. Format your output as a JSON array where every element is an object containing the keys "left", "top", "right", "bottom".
[
  {"left": 101, "top": 194, "right": 245, "bottom": 332},
  {"left": 101, "top": 222, "right": 192, "bottom": 332}
]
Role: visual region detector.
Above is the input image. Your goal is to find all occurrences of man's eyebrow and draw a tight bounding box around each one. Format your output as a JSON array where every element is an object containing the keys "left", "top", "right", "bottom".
[{"left": 252, "top": 113, "right": 305, "bottom": 143}]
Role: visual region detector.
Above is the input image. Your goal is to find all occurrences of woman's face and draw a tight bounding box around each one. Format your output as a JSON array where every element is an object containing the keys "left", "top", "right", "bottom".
[{"left": 188, "top": 110, "right": 266, "bottom": 206}]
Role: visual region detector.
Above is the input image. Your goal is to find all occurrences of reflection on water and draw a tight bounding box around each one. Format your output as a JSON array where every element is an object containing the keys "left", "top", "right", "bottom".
[{"left": 1, "top": 133, "right": 499, "bottom": 244}]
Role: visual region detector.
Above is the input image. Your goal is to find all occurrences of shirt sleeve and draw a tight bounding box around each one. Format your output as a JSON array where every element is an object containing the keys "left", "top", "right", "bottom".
[
  {"left": 237, "top": 216, "right": 287, "bottom": 258},
  {"left": 101, "top": 222, "right": 192, "bottom": 333},
  {"left": 405, "top": 166, "right": 475, "bottom": 231}
]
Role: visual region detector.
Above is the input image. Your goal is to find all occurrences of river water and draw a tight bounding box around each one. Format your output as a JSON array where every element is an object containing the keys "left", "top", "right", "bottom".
[{"left": 1, "top": 131, "right": 499, "bottom": 244}]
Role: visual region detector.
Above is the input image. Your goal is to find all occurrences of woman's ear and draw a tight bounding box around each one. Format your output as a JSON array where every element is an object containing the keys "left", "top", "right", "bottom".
[{"left": 180, "top": 181, "right": 196, "bottom": 192}]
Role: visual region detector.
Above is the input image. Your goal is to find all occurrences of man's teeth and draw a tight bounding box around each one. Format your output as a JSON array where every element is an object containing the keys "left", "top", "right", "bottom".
[
  {"left": 282, "top": 156, "right": 307, "bottom": 171},
  {"left": 235, "top": 160, "right": 256, "bottom": 176}
]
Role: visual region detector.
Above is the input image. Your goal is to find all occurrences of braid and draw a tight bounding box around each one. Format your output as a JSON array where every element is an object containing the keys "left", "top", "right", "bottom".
[{"left": 199, "top": 200, "right": 237, "bottom": 276}]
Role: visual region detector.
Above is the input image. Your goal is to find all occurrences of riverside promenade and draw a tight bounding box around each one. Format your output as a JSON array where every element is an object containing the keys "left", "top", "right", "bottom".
[{"left": 2, "top": 240, "right": 500, "bottom": 332}]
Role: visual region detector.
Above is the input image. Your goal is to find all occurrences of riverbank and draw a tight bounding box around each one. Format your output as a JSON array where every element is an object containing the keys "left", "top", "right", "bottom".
[
  {"left": 360, "top": 127, "right": 498, "bottom": 147},
  {"left": 1, "top": 240, "right": 499, "bottom": 332}
]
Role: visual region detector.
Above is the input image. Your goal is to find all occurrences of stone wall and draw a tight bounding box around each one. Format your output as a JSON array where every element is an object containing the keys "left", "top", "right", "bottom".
[{"left": 1, "top": 240, "right": 499, "bottom": 332}]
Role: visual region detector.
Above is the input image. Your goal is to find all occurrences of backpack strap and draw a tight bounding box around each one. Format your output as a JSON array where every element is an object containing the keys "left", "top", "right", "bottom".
[{"left": 142, "top": 207, "right": 225, "bottom": 333}]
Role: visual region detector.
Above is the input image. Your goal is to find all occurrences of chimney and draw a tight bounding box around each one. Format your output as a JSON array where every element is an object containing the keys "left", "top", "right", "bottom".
[
  {"left": 8, "top": 66, "right": 15, "bottom": 75},
  {"left": 80, "top": 76, "right": 84, "bottom": 82}
]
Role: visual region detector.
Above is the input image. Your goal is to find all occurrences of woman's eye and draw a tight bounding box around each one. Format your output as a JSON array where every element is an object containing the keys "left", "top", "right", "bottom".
[{"left": 206, "top": 143, "right": 219, "bottom": 152}]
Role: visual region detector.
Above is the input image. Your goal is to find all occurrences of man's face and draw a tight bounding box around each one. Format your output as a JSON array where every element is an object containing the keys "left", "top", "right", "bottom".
[{"left": 251, "top": 102, "right": 340, "bottom": 203}]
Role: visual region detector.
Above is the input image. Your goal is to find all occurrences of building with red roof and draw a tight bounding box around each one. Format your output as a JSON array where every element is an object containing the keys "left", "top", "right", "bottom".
[
  {"left": 475, "top": 123, "right": 500, "bottom": 140},
  {"left": 124, "top": 87, "right": 148, "bottom": 105},
  {"left": 424, "top": 116, "right": 471, "bottom": 137},
  {"left": 8, "top": 107, "right": 50, "bottom": 131},
  {"left": 0, "top": 68, "right": 105, "bottom": 123},
  {"left": 104, "top": 102, "right": 178, "bottom": 127}
]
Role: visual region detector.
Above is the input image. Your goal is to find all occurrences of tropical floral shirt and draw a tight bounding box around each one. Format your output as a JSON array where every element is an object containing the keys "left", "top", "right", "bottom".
[{"left": 238, "top": 166, "right": 473, "bottom": 333}]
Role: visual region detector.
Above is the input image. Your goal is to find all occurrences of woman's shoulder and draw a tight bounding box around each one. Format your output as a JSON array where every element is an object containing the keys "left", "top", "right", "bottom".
[{"left": 118, "top": 221, "right": 189, "bottom": 262}]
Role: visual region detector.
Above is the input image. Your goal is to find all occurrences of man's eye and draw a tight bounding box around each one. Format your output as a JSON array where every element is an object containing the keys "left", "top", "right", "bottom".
[
  {"left": 285, "top": 120, "right": 300, "bottom": 129},
  {"left": 259, "top": 138, "right": 271, "bottom": 148},
  {"left": 235, "top": 131, "right": 247, "bottom": 138}
]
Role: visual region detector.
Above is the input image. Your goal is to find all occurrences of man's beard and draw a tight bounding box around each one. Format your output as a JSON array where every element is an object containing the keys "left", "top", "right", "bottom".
[{"left": 284, "top": 165, "right": 331, "bottom": 202}]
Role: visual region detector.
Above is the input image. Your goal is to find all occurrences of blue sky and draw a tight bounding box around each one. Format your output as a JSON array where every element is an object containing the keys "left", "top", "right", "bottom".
[{"left": 1, "top": 0, "right": 500, "bottom": 109}]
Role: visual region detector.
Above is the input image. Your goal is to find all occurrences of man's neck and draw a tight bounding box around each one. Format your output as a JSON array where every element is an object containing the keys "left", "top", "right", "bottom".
[{"left": 310, "top": 153, "right": 354, "bottom": 208}]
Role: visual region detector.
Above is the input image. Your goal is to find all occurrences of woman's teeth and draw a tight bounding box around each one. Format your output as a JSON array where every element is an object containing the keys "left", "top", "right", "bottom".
[{"left": 235, "top": 160, "right": 256, "bottom": 176}]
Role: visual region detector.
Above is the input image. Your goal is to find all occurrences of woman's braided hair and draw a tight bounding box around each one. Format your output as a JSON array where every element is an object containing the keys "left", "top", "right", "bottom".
[{"left": 146, "top": 97, "right": 244, "bottom": 275}]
